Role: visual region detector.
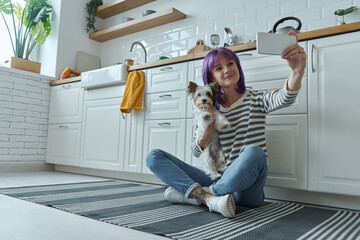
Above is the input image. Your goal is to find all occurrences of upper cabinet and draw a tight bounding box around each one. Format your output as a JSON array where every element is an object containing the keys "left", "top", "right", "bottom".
[
  {"left": 89, "top": 0, "right": 186, "bottom": 42},
  {"left": 96, "top": 0, "right": 155, "bottom": 19}
]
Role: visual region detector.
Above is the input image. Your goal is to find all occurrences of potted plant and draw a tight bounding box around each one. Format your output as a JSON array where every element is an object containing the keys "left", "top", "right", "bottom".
[
  {"left": 334, "top": 6, "right": 358, "bottom": 24},
  {"left": 0, "top": 0, "right": 52, "bottom": 73},
  {"left": 85, "top": 0, "right": 102, "bottom": 33}
]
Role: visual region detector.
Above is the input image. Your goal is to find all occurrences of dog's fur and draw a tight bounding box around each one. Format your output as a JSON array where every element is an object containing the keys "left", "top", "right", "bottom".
[{"left": 187, "top": 81, "right": 231, "bottom": 180}]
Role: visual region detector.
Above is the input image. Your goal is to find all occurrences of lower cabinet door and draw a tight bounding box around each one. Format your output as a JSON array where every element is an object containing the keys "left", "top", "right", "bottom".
[
  {"left": 46, "top": 123, "right": 81, "bottom": 166},
  {"left": 265, "top": 114, "right": 307, "bottom": 190},
  {"left": 142, "top": 119, "right": 186, "bottom": 174},
  {"left": 81, "top": 98, "right": 126, "bottom": 171}
]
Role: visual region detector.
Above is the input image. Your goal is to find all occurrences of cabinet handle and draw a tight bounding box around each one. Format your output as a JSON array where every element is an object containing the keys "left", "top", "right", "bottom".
[
  {"left": 59, "top": 125, "right": 68, "bottom": 128},
  {"left": 159, "top": 94, "right": 172, "bottom": 98},
  {"left": 158, "top": 122, "right": 171, "bottom": 126},
  {"left": 311, "top": 44, "right": 316, "bottom": 73},
  {"left": 121, "top": 112, "right": 126, "bottom": 120},
  {"left": 62, "top": 84, "right": 71, "bottom": 89},
  {"left": 160, "top": 67, "right": 173, "bottom": 71},
  {"left": 238, "top": 53, "right": 253, "bottom": 57}
]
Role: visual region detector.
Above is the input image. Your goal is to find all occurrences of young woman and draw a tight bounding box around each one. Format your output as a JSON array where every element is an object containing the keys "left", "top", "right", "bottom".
[{"left": 146, "top": 32, "right": 306, "bottom": 218}]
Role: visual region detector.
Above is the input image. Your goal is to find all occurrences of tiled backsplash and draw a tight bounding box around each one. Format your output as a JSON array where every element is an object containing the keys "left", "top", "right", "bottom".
[{"left": 100, "top": 0, "right": 360, "bottom": 67}]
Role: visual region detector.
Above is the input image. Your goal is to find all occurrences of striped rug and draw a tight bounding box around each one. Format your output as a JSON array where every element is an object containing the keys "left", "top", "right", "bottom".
[{"left": 1, "top": 180, "right": 359, "bottom": 240}]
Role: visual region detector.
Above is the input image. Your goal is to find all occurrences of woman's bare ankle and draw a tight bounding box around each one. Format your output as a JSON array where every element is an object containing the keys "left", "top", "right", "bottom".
[{"left": 189, "top": 187, "right": 212, "bottom": 205}]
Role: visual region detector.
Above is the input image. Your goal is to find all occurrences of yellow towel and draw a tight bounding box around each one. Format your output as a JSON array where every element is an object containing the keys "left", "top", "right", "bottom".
[{"left": 120, "top": 71, "right": 145, "bottom": 113}]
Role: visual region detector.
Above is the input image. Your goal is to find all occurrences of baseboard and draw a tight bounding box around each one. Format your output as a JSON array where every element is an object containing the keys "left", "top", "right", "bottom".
[
  {"left": 0, "top": 162, "right": 55, "bottom": 172},
  {"left": 55, "top": 165, "right": 164, "bottom": 186},
  {"left": 265, "top": 186, "right": 360, "bottom": 211}
]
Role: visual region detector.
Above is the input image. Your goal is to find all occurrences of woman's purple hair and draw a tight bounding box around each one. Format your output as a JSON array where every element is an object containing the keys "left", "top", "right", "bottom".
[{"left": 202, "top": 47, "right": 246, "bottom": 107}]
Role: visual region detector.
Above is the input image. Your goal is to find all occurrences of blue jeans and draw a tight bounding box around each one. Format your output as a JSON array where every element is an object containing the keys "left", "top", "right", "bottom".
[{"left": 146, "top": 145, "right": 268, "bottom": 207}]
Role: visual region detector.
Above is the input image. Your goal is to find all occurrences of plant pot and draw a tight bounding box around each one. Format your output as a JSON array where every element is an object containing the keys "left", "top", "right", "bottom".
[{"left": 4, "top": 57, "right": 41, "bottom": 74}]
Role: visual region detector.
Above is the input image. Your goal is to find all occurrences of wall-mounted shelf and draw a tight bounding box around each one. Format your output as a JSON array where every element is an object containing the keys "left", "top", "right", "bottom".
[
  {"left": 96, "top": 0, "right": 155, "bottom": 19},
  {"left": 89, "top": 8, "right": 186, "bottom": 42}
]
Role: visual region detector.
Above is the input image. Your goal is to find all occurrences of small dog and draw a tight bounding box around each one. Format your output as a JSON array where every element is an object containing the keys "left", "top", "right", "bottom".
[{"left": 187, "top": 81, "right": 231, "bottom": 180}]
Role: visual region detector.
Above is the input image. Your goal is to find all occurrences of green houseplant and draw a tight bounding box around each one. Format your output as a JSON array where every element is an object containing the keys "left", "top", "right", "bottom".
[
  {"left": 85, "top": 0, "right": 102, "bottom": 33},
  {"left": 334, "top": 6, "right": 358, "bottom": 24},
  {"left": 0, "top": 0, "right": 52, "bottom": 63}
]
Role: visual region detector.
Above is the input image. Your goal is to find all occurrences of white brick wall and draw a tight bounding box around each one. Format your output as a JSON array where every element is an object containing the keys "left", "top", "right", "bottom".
[
  {"left": 100, "top": 0, "right": 360, "bottom": 66},
  {"left": 0, "top": 67, "right": 53, "bottom": 163}
]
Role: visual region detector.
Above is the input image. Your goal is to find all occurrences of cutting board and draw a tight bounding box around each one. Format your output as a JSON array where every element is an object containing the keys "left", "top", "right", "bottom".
[
  {"left": 187, "top": 40, "right": 211, "bottom": 54},
  {"left": 75, "top": 51, "right": 101, "bottom": 72}
]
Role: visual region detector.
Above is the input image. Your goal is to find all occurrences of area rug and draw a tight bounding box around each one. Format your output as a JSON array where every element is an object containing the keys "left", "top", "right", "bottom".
[{"left": 1, "top": 180, "right": 359, "bottom": 240}]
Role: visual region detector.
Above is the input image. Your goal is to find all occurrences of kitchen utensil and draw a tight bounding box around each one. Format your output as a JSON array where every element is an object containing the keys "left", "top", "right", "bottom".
[
  {"left": 269, "top": 16, "right": 302, "bottom": 34},
  {"left": 142, "top": 10, "right": 156, "bottom": 16},
  {"left": 224, "top": 27, "right": 233, "bottom": 46},
  {"left": 210, "top": 34, "right": 220, "bottom": 49},
  {"left": 75, "top": 51, "right": 101, "bottom": 72},
  {"left": 187, "top": 40, "right": 211, "bottom": 54}
]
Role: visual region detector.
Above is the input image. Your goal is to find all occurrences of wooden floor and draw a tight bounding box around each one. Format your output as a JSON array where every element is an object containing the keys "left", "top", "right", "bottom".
[{"left": 0, "top": 171, "right": 168, "bottom": 240}]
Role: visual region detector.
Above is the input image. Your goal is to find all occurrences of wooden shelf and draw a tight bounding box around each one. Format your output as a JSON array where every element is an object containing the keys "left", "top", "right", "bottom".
[
  {"left": 96, "top": 0, "right": 155, "bottom": 19},
  {"left": 89, "top": 8, "right": 186, "bottom": 42}
]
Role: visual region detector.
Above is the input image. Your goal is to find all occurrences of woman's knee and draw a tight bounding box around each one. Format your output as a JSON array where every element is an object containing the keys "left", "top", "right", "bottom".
[
  {"left": 146, "top": 148, "right": 164, "bottom": 169},
  {"left": 241, "top": 145, "right": 267, "bottom": 167}
]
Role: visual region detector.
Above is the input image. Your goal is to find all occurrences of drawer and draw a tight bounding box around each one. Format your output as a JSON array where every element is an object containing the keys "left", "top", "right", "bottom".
[
  {"left": 246, "top": 77, "right": 307, "bottom": 114},
  {"left": 238, "top": 41, "right": 307, "bottom": 83},
  {"left": 145, "top": 91, "right": 187, "bottom": 120},
  {"left": 49, "top": 82, "right": 84, "bottom": 124},
  {"left": 147, "top": 62, "right": 188, "bottom": 93}
]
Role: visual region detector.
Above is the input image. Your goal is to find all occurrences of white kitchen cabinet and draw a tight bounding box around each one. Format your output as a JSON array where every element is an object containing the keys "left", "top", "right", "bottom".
[
  {"left": 46, "top": 123, "right": 82, "bottom": 166},
  {"left": 124, "top": 109, "right": 145, "bottom": 173},
  {"left": 146, "top": 62, "right": 188, "bottom": 93},
  {"left": 81, "top": 97, "right": 126, "bottom": 171},
  {"left": 187, "top": 59, "right": 204, "bottom": 118},
  {"left": 308, "top": 32, "right": 360, "bottom": 196},
  {"left": 142, "top": 119, "right": 186, "bottom": 174},
  {"left": 48, "top": 82, "right": 84, "bottom": 124},
  {"left": 46, "top": 82, "right": 83, "bottom": 165},
  {"left": 265, "top": 115, "right": 307, "bottom": 189}
]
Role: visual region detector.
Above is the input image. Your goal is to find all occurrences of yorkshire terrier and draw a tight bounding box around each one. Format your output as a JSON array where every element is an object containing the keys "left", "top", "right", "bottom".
[{"left": 187, "top": 81, "right": 231, "bottom": 180}]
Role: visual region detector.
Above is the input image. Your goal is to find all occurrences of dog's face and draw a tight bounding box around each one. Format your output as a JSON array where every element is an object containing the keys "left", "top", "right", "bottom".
[{"left": 187, "top": 81, "right": 220, "bottom": 110}]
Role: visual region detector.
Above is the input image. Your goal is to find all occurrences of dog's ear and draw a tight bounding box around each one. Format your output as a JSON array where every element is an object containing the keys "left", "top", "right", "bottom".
[
  {"left": 210, "top": 81, "right": 220, "bottom": 101},
  {"left": 187, "top": 81, "right": 198, "bottom": 97}
]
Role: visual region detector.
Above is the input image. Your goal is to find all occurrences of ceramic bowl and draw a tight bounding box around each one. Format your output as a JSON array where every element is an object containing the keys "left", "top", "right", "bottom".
[
  {"left": 142, "top": 10, "right": 156, "bottom": 17},
  {"left": 123, "top": 17, "right": 134, "bottom": 23}
]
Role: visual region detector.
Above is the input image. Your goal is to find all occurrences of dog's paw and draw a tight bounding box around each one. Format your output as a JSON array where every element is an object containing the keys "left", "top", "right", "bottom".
[
  {"left": 203, "top": 113, "right": 212, "bottom": 122},
  {"left": 210, "top": 172, "right": 222, "bottom": 180},
  {"left": 217, "top": 121, "right": 230, "bottom": 131}
]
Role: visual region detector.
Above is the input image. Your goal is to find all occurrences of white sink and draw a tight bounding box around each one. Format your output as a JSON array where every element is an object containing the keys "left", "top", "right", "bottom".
[{"left": 81, "top": 64, "right": 128, "bottom": 89}]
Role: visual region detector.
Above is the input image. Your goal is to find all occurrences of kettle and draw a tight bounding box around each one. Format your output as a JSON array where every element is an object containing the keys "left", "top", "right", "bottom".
[{"left": 269, "top": 16, "right": 302, "bottom": 34}]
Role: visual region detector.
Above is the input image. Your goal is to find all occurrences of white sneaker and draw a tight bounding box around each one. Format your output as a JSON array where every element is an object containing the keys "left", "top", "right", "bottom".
[
  {"left": 164, "top": 187, "right": 201, "bottom": 206},
  {"left": 206, "top": 194, "right": 236, "bottom": 218}
]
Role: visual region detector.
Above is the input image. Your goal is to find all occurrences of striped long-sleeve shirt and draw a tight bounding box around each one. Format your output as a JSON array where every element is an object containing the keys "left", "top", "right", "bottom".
[{"left": 191, "top": 81, "right": 300, "bottom": 165}]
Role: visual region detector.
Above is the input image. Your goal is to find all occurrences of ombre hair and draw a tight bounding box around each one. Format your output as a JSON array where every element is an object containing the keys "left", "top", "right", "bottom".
[{"left": 202, "top": 47, "right": 246, "bottom": 107}]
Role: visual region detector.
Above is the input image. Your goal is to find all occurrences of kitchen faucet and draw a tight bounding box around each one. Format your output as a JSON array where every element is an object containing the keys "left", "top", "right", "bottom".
[{"left": 130, "top": 41, "right": 147, "bottom": 63}]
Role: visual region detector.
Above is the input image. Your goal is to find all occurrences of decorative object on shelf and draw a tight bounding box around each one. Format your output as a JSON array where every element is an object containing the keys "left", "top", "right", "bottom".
[
  {"left": 142, "top": 9, "right": 156, "bottom": 16},
  {"left": 269, "top": 16, "right": 302, "bottom": 34},
  {"left": 210, "top": 34, "right": 220, "bottom": 49},
  {"left": 188, "top": 40, "right": 211, "bottom": 54},
  {"left": 0, "top": 0, "right": 53, "bottom": 73},
  {"left": 224, "top": 27, "right": 233, "bottom": 47},
  {"left": 86, "top": 0, "right": 103, "bottom": 33},
  {"left": 334, "top": 6, "right": 358, "bottom": 24},
  {"left": 96, "top": 0, "right": 155, "bottom": 19},
  {"left": 123, "top": 17, "right": 134, "bottom": 23},
  {"left": 157, "top": 56, "right": 169, "bottom": 61},
  {"left": 125, "top": 59, "right": 134, "bottom": 66}
]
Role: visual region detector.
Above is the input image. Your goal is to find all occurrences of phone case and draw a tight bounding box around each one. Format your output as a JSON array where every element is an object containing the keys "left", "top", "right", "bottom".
[{"left": 256, "top": 32, "right": 297, "bottom": 55}]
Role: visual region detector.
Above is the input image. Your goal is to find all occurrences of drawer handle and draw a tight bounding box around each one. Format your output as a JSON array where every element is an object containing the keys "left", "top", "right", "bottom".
[
  {"left": 59, "top": 125, "right": 68, "bottom": 128},
  {"left": 311, "top": 44, "right": 316, "bottom": 73},
  {"left": 158, "top": 122, "right": 171, "bottom": 126},
  {"left": 160, "top": 67, "right": 173, "bottom": 71},
  {"left": 238, "top": 53, "right": 253, "bottom": 57},
  {"left": 159, "top": 94, "right": 172, "bottom": 98},
  {"left": 62, "top": 84, "right": 71, "bottom": 89}
]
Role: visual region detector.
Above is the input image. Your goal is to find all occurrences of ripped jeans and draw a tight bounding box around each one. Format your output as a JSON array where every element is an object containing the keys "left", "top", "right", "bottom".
[{"left": 146, "top": 145, "right": 268, "bottom": 207}]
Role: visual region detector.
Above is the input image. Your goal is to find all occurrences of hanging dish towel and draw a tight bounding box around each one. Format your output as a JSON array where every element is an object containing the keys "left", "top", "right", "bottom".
[{"left": 120, "top": 70, "right": 145, "bottom": 113}]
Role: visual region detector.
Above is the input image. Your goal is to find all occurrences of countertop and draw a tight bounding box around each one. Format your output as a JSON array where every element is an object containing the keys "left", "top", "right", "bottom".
[{"left": 50, "top": 21, "right": 360, "bottom": 86}]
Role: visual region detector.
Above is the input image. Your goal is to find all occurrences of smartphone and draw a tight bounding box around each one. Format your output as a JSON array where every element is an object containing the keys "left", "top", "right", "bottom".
[{"left": 256, "top": 32, "right": 297, "bottom": 55}]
